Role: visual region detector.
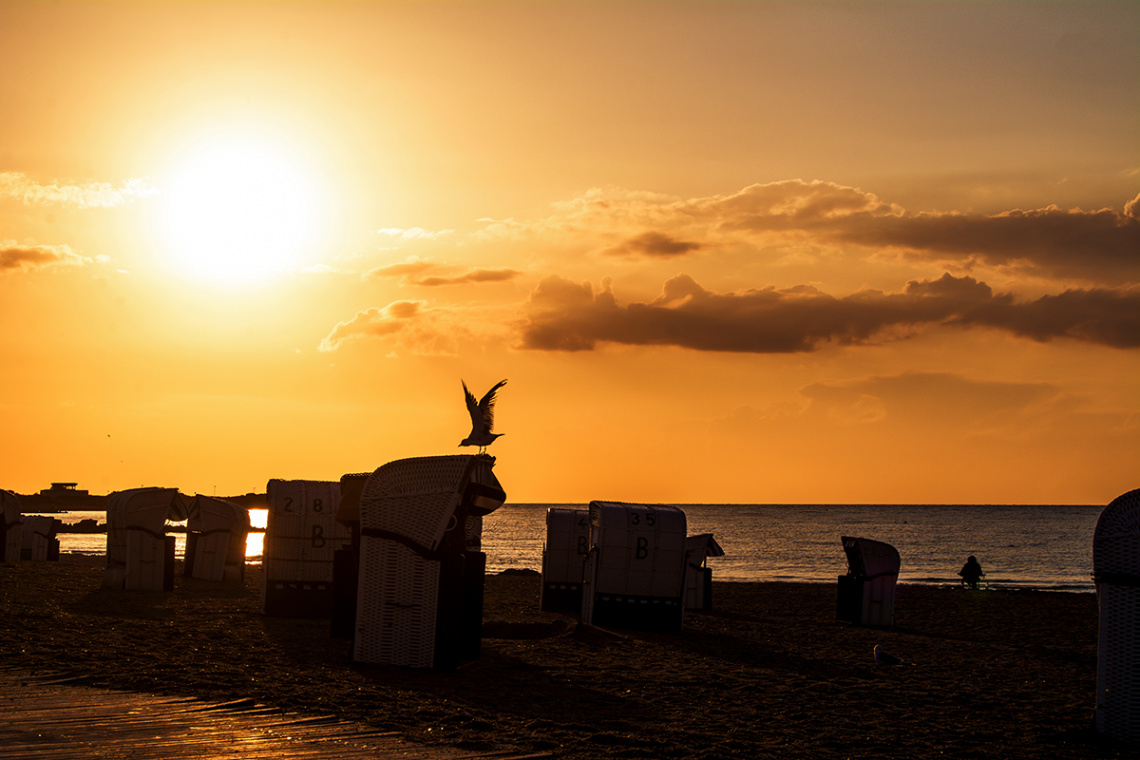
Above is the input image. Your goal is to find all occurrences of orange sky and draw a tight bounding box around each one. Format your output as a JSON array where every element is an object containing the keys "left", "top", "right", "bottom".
[{"left": 2, "top": 1, "right": 1137, "bottom": 504}]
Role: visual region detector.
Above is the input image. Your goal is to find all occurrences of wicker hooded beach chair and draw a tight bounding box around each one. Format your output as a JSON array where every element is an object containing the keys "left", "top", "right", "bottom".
[
  {"left": 540, "top": 507, "right": 591, "bottom": 612},
  {"left": 1094, "top": 488, "right": 1140, "bottom": 743},
  {"left": 1, "top": 489, "right": 22, "bottom": 563},
  {"left": 352, "top": 454, "right": 504, "bottom": 670},
  {"left": 261, "top": 479, "right": 349, "bottom": 617},
  {"left": 837, "top": 536, "right": 900, "bottom": 627},
  {"left": 20, "top": 515, "right": 60, "bottom": 561},
  {"left": 185, "top": 495, "right": 250, "bottom": 582},
  {"left": 580, "top": 501, "right": 689, "bottom": 631},
  {"left": 685, "top": 533, "right": 725, "bottom": 611},
  {"left": 103, "top": 487, "right": 187, "bottom": 590}
]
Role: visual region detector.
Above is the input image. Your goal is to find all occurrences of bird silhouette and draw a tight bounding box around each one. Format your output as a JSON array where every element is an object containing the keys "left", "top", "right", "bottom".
[
  {"left": 460, "top": 379, "right": 507, "bottom": 453},
  {"left": 873, "top": 645, "right": 906, "bottom": 666}
]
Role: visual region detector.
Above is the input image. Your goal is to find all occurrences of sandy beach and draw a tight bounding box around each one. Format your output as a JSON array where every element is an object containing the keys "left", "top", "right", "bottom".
[{"left": 0, "top": 554, "right": 1128, "bottom": 759}]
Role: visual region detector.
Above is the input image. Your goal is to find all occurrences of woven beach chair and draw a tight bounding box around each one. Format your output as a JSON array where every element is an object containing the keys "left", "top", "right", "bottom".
[
  {"left": 103, "top": 487, "right": 187, "bottom": 590},
  {"left": 836, "top": 536, "right": 900, "bottom": 626},
  {"left": 20, "top": 515, "right": 60, "bottom": 561},
  {"left": 581, "top": 501, "right": 688, "bottom": 631},
  {"left": 1, "top": 489, "right": 22, "bottom": 563},
  {"left": 353, "top": 454, "right": 505, "bottom": 670},
  {"left": 1094, "top": 488, "right": 1140, "bottom": 743},
  {"left": 684, "top": 533, "right": 725, "bottom": 611},
  {"left": 261, "top": 479, "right": 349, "bottom": 617},
  {"left": 185, "top": 495, "right": 249, "bottom": 582},
  {"left": 540, "top": 507, "right": 591, "bottom": 611}
]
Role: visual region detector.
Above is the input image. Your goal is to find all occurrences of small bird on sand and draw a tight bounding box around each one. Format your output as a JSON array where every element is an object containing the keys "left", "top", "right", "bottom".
[
  {"left": 460, "top": 379, "right": 507, "bottom": 453},
  {"left": 874, "top": 645, "right": 906, "bottom": 666}
]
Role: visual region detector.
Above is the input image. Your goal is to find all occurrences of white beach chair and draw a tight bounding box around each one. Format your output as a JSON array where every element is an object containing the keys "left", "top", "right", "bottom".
[
  {"left": 185, "top": 495, "right": 250, "bottom": 582},
  {"left": 1094, "top": 488, "right": 1140, "bottom": 743},
  {"left": 261, "top": 479, "right": 349, "bottom": 617},
  {"left": 103, "top": 487, "right": 187, "bottom": 590},
  {"left": 581, "top": 501, "right": 688, "bottom": 631},
  {"left": 1, "top": 490, "right": 22, "bottom": 563},
  {"left": 837, "top": 536, "right": 900, "bottom": 627},
  {"left": 353, "top": 454, "right": 505, "bottom": 670},
  {"left": 540, "top": 507, "right": 591, "bottom": 612},
  {"left": 684, "top": 533, "right": 725, "bottom": 611}
]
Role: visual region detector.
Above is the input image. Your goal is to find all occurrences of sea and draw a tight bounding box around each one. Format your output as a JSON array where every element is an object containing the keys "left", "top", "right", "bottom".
[{"left": 41, "top": 503, "right": 1102, "bottom": 592}]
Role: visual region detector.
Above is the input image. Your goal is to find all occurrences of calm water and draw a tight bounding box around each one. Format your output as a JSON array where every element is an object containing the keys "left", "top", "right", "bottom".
[
  {"left": 483, "top": 504, "right": 1103, "bottom": 592},
  {"left": 46, "top": 503, "right": 1101, "bottom": 592}
]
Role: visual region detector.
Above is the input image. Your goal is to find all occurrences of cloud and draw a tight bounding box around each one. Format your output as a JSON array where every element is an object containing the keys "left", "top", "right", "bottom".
[
  {"left": 363, "top": 257, "right": 521, "bottom": 286},
  {"left": 603, "top": 231, "right": 705, "bottom": 258},
  {"left": 375, "top": 226, "right": 454, "bottom": 244},
  {"left": 1, "top": 242, "right": 88, "bottom": 273},
  {"left": 319, "top": 300, "right": 474, "bottom": 355},
  {"left": 0, "top": 171, "right": 157, "bottom": 207},
  {"left": 519, "top": 272, "right": 1140, "bottom": 353},
  {"left": 413, "top": 268, "right": 520, "bottom": 286},
  {"left": 486, "top": 180, "right": 1140, "bottom": 285}
]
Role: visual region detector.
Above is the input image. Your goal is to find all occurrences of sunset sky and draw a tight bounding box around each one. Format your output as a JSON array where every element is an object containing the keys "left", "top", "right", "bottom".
[{"left": 2, "top": 1, "right": 1137, "bottom": 505}]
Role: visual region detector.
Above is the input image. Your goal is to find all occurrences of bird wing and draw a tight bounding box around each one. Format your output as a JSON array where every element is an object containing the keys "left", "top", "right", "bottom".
[
  {"left": 463, "top": 380, "right": 485, "bottom": 434},
  {"left": 477, "top": 379, "right": 508, "bottom": 433}
]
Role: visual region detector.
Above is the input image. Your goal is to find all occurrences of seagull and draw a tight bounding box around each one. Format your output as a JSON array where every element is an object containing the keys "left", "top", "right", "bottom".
[
  {"left": 874, "top": 645, "right": 906, "bottom": 666},
  {"left": 460, "top": 379, "right": 507, "bottom": 454}
]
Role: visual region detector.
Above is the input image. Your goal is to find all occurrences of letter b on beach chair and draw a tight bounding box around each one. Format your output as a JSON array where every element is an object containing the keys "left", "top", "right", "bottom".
[
  {"left": 1094, "top": 488, "right": 1140, "bottom": 743},
  {"left": 581, "top": 502, "right": 688, "bottom": 631},
  {"left": 261, "top": 480, "right": 350, "bottom": 617},
  {"left": 836, "top": 536, "right": 900, "bottom": 627}
]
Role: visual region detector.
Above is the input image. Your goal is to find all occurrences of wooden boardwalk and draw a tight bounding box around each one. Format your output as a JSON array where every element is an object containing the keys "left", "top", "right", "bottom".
[{"left": 0, "top": 671, "right": 551, "bottom": 760}]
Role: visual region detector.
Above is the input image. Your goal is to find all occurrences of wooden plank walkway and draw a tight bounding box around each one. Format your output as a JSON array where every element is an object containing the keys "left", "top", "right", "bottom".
[{"left": 0, "top": 671, "right": 551, "bottom": 760}]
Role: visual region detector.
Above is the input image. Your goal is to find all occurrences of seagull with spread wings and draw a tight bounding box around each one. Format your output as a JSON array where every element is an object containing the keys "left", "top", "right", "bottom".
[{"left": 460, "top": 379, "right": 507, "bottom": 453}]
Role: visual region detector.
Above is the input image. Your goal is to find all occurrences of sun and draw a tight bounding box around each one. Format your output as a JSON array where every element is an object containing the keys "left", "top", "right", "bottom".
[{"left": 156, "top": 132, "right": 327, "bottom": 286}]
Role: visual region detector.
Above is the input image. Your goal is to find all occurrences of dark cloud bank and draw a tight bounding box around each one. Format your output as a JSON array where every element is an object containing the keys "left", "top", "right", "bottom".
[
  {"left": 601, "top": 181, "right": 1140, "bottom": 284},
  {"left": 520, "top": 273, "right": 1140, "bottom": 352}
]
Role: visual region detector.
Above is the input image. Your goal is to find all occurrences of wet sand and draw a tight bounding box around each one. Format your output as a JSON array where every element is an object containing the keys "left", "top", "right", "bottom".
[{"left": 0, "top": 554, "right": 1126, "bottom": 759}]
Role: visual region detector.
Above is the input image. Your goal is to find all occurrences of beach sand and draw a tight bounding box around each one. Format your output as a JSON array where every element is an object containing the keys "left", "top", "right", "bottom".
[{"left": 0, "top": 555, "right": 1128, "bottom": 759}]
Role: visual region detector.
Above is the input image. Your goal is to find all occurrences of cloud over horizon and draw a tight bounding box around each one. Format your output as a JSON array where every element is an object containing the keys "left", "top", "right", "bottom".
[
  {"left": 519, "top": 273, "right": 1140, "bottom": 353},
  {"left": 489, "top": 180, "right": 1140, "bottom": 285}
]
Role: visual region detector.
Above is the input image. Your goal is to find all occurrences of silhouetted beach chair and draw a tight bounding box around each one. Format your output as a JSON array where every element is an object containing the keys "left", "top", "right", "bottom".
[
  {"left": 352, "top": 454, "right": 505, "bottom": 670},
  {"left": 261, "top": 479, "right": 350, "bottom": 617},
  {"left": 836, "top": 536, "right": 900, "bottom": 627},
  {"left": 685, "top": 533, "right": 725, "bottom": 611},
  {"left": 1, "top": 489, "right": 22, "bottom": 563},
  {"left": 103, "top": 487, "right": 187, "bottom": 590},
  {"left": 1094, "top": 487, "right": 1140, "bottom": 743},
  {"left": 330, "top": 472, "right": 370, "bottom": 639},
  {"left": 20, "top": 515, "right": 60, "bottom": 561},
  {"left": 581, "top": 501, "right": 688, "bottom": 631},
  {"left": 540, "top": 507, "right": 590, "bottom": 611},
  {"left": 185, "top": 495, "right": 249, "bottom": 582}
]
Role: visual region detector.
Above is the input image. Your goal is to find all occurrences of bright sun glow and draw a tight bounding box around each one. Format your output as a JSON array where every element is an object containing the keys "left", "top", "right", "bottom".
[{"left": 157, "top": 134, "right": 326, "bottom": 286}]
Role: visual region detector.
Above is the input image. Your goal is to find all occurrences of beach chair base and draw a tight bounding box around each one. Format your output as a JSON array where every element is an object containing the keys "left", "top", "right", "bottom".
[
  {"left": 262, "top": 579, "right": 335, "bottom": 618},
  {"left": 541, "top": 582, "right": 584, "bottom": 612},
  {"left": 589, "top": 593, "right": 684, "bottom": 632}
]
